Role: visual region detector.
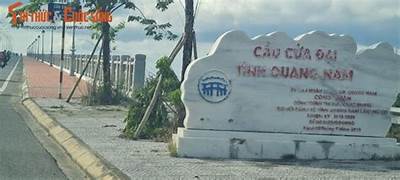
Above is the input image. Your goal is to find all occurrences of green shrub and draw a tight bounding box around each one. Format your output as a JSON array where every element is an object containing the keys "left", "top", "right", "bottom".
[
  {"left": 82, "top": 82, "right": 128, "bottom": 106},
  {"left": 123, "top": 56, "right": 184, "bottom": 141}
]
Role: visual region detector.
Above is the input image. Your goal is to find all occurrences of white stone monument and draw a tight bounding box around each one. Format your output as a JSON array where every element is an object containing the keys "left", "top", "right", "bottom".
[{"left": 173, "top": 30, "right": 400, "bottom": 160}]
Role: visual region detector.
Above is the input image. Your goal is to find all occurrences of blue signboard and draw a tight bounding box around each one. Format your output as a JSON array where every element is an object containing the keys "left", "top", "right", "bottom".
[{"left": 48, "top": 2, "right": 81, "bottom": 21}]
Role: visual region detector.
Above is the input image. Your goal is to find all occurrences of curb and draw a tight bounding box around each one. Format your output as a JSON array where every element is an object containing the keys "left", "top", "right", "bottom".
[{"left": 21, "top": 58, "right": 129, "bottom": 180}]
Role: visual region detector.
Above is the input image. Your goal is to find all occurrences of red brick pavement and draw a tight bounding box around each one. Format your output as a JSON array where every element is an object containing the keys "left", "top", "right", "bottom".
[{"left": 24, "top": 57, "right": 88, "bottom": 98}]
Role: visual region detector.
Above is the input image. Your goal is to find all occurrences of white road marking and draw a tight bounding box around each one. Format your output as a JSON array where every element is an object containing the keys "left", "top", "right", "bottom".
[{"left": 0, "top": 58, "right": 21, "bottom": 94}]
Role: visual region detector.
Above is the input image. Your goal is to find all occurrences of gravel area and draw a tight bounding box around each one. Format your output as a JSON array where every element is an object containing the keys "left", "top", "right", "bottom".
[{"left": 35, "top": 98, "right": 400, "bottom": 180}]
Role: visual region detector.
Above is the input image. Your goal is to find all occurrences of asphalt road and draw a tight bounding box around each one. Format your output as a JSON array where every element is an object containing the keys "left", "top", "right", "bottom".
[{"left": 0, "top": 56, "right": 67, "bottom": 179}]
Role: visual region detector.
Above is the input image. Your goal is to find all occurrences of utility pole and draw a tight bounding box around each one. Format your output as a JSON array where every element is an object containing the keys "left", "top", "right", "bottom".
[
  {"left": 41, "top": 30, "right": 45, "bottom": 62},
  {"left": 181, "top": 0, "right": 194, "bottom": 81}
]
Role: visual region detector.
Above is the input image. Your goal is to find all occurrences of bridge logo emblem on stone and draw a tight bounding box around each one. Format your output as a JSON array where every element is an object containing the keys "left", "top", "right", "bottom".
[{"left": 198, "top": 70, "right": 231, "bottom": 103}]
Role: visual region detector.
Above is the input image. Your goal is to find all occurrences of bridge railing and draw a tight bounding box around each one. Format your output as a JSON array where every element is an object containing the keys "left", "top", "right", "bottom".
[{"left": 27, "top": 53, "right": 146, "bottom": 96}]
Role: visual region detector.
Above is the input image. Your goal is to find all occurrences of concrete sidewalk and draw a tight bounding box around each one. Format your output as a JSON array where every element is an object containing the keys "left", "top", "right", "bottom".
[
  {"left": 22, "top": 56, "right": 400, "bottom": 179},
  {"left": 23, "top": 57, "right": 87, "bottom": 98},
  {"left": 31, "top": 98, "right": 400, "bottom": 180}
]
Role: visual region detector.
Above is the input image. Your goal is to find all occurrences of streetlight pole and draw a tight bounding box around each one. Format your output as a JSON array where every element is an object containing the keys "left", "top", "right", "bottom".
[
  {"left": 41, "top": 30, "right": 45, "bottom": 63},
  {"left": 35, "top": 39, "right": 37, "bottom": 58},
  {"left": 59, "top": 17, "right": 66, "bottom": 99},
  {"left": 32, "top": 40, "right": 36, "bottom": 57},
  {"left": 37, "top": 36, "right": 40, "bottom": 61},
  {"left": 50, "top": 28, "right": 54, "bottom": 66},
  {"left": 29, "top": 42, "right": 33, "bottom": 56},
  {"left": 70, "top": 20, "right": 76, "bottom": 76},
  {"left": 27, "top": 43, "right": 30, "bottom": 56},
  {"left": 33, "top": 40, "right": 36, "bottom": 57}
]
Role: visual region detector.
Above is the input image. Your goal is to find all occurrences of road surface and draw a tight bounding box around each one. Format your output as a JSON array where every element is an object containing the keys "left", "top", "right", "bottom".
[{"left": 0, "top": 56, "right": 67, "bottom": 179}]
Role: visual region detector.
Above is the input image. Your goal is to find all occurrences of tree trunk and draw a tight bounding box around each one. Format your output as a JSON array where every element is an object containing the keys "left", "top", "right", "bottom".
[
  {"left": 181, "top": 0, "right": 194, "bottom": 81},
  {"left": 101, "top": 22, "right": 112, "bottom": 104}
]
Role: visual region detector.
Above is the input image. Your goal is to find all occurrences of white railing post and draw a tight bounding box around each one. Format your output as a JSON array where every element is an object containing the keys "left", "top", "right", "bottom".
[
  {"left": 118, "top": 56, "right": 124, "bottom": 88},
  {"left": 132, "top": 54, "right": 146, "bottom": 89},
  {"left": 84, "top": 55, "right": 88, "bottom": 76},
  {"left": 121, "top": 55, "right": 130, "bottom": 92},
  {"left": 126, "top": 57, "right": 131, "bottom": 92},
  {"left": 91, "top": 55, "right": 97, "bottom": 78},
  {"left": 127, "top": 57, "right": 133, "bottom": 92},
  {"left": 111, "top": 55, "right": 117, "bottom": 86}
]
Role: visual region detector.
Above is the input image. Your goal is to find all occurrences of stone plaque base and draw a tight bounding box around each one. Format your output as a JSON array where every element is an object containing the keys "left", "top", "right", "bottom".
[{"left": 173, "top": 128, "right": 400, "bottom": 160}]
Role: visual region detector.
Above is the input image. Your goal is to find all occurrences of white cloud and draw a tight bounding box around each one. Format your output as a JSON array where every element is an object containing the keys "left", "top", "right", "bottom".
[
  {"left": 1, "top": 0, "right": 399, "bottom": 79},
  {"left": 196, "top": 0, "right": 399, "bottom": 29}
]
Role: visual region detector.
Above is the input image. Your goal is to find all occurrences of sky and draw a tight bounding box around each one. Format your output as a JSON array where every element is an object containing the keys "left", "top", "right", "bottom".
[{"left": 0, "top": 0, "right": 399, "bottom": 78}]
